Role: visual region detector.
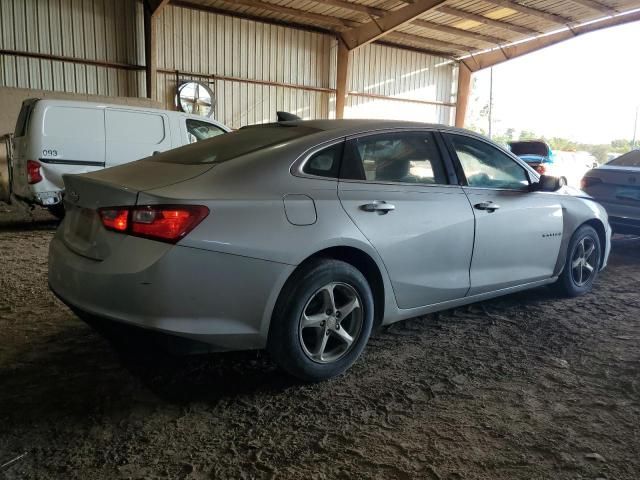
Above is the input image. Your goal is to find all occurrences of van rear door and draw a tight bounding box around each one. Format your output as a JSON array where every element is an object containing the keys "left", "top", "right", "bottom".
[
  {"left": 105, "top": 109, "right": 172, "bottom": 167},
  {"left": 11, "top": 99, "right": 39, "bottom": 198},
  {"left": 13, "top": 101, "right": 106, "bottom": 198}
]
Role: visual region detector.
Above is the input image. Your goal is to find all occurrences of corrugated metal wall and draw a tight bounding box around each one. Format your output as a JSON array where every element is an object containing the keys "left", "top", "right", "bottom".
[
  {"left": 347, "top": 43, "right": 456, "bottom": 125},
  {"left": 0, "top": 0, "right": 145, "bottom": 97},
  {"left": 0, "top": 0, "right": 458, "bottom": 127},
  {"left": 155, "top": 5, "right": 336, "bottom": 128}
]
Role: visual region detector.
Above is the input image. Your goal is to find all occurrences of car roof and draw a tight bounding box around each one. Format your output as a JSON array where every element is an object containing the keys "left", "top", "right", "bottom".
[{"left": 250, "top": 118, "right": 470, "bottom": 137}]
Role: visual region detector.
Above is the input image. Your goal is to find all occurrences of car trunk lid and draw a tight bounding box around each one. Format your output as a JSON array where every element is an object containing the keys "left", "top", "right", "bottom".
[
  {"left": 61, "top": 159, "right": 214, "bottom": 260},
  {"left": 509, "top": 141, "right": 551, "bottom": 158},
  {"left": 585, "top": 166, "right": 640, "bottom": 205}
]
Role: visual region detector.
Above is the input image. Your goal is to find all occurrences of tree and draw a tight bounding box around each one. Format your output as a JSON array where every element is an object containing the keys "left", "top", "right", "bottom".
[{"left": 519, "top": 130, "right": 537, "bottom": 141}]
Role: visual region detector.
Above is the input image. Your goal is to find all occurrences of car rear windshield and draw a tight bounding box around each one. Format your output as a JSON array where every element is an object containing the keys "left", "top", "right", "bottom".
[
  {"left": 156, "top": 124, "right": 320, "bottom": 164},
  {"left": 608, "top": 150, "right": 640, "bottom": 167}
]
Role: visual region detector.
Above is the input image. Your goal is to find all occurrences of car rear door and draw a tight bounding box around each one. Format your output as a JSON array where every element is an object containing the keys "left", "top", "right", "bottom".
[
  {"left": 443, "top": 132, "right": 564, "bottom": 296},
  {"left": 337, "top": 130, "right": 475, "bottom": 309},
  {"left": 105, "top": 109, "right": 172, "bottom": 167}
]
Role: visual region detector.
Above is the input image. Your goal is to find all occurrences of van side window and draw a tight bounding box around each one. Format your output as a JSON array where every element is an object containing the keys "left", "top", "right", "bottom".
[{"left": 187, "top": 120, "right": 226, "bottom": 143}]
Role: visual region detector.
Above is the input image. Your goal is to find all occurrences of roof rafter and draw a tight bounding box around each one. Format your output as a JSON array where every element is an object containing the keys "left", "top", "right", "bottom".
[
  {"left": 461, "top": 8, "right": 640, "bottom": 70},
  {"left": 172, "top": 0, "right": 467, "bottom": 56},
  {"left": 217, "top": 0, "right": 355, "bottom": 28},
  {"left": 410, "top": 19, "right": 505, "bottom": 45},
  {"left": 318, "top": 0, "right": 387, "bottom": 17},
  {"left": 340, "top": 0, "right": 449, "bottom": 50},
  {"left": 566, "top": 0, "right": 618, "bottom": 15},
  {"left": 481, "top": 0, "right": 573, "bottom": 25},
  {"left": 147, "top": 0, "right": 170, "bottom": 16},
  {"left": 387, "top": 31, "right": 471, "bottom": 54},
  {"left": 305, "top": 0, "right": 503, "bottom": 46},
  {"left": 437, "top": 5, "right": 541, "bottom": 35}
]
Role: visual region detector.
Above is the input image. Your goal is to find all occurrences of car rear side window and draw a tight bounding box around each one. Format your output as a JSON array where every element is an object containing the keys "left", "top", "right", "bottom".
[
  {"left": 157, "top": 124, "right": 320, "bottom": 164},
  {"left": 302, "top": 142, "right": 344, "bottom": 178},
  {"left": 341, "top": 131, "right": 448, "bottom": 185},
  {"left": 186, "top": 119, "right": 226, "bottom": 143}
]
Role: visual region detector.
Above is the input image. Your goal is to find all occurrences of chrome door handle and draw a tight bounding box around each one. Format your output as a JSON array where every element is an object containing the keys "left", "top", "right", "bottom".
[
  {"left": 361, "top": 201, "right": 396, "bottom": 214},
  {"left": 474, "top": 201, "right": 500, "bottom": 212}
]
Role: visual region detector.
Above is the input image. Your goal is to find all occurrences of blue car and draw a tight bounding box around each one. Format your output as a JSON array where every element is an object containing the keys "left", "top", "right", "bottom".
[{"left": 509, "top": 140, "right": 557, "bottom": 177}]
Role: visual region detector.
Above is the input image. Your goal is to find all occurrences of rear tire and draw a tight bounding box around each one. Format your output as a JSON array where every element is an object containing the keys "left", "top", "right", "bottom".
[
  {"left": 268, "top": 259, "right": 374, "bottom": 382},
  {"left": 553, "top": 224, "right": 601, "bottom": 297},
  {"left": 47, "top": 203, "right": 65, "bottom": 219}
]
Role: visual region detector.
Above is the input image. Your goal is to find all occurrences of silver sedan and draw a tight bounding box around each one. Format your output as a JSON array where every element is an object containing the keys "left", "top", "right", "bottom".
[{"left": 49, "top": 119, "right": 611, "bottom": 381}]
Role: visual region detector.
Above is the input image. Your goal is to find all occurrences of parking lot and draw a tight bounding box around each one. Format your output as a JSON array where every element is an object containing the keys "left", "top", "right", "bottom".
[{"left": 1, "top": 207, "right": 638, "bottom": 480}]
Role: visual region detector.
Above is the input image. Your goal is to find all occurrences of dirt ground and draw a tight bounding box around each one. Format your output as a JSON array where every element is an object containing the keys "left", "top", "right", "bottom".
[{"left": 1, "top": 204, "right": 639, "bottom": 480}]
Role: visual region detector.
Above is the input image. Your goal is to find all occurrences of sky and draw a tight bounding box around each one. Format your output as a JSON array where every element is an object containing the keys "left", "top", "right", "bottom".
[{"left": 469, "top": 19, "right": 640, "bottom": 144}]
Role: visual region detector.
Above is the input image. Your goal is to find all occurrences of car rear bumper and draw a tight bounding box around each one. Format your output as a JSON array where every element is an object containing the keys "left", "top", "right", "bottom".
[{"left": 49, "top": 234, "right": 295, "bottom": 352}]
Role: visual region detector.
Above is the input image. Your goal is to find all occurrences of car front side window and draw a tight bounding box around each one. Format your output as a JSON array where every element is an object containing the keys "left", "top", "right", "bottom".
[
  {"left": 448, "top": 134, "right": 530, "bottom": 191},
  {"left": 341, "top": 131, "right": 448, "bottom": 185}
]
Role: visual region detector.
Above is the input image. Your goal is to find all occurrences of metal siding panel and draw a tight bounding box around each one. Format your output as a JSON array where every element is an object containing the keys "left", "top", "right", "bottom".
[{"left": 346, "top": 42, "right": 455, "bottom": 125}]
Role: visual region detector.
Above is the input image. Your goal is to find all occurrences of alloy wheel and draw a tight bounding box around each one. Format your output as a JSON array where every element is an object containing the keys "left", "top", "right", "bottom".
[
  {"left": 571, "top": 237, "right": 597, "bottom": 286},
  {"left": 298, "top": 282, "right": 364, "bottom": 364}
]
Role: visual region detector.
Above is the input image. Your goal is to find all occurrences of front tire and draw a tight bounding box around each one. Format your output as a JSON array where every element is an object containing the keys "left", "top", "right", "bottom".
[
  {"left": 554, "top": 224, "right": 601, "bottom": 297},
  {"left": 268, "top": 259, "right": 374, "bottom": 382}
]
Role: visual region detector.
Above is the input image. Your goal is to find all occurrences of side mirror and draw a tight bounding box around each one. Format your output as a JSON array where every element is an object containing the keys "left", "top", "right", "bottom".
[{"left": 532, "top": 174, "right": 563, "bottom": 192}]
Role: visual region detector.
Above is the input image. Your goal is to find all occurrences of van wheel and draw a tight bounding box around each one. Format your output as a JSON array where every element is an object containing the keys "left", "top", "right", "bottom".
[
  {"left": 47, "top": 204, "right": 65, "bottom": 219},
  {"left": 268, "top": 259, "right": 374, "bottom": 382},
  {"left": 553, "top": 225, "right": 601, "bottom": 297}
]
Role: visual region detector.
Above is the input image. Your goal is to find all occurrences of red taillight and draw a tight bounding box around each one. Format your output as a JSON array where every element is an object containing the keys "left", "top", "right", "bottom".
[
  {"left": 98, "top": 205, "right": 209, "bottom": 243},
  {"left": 27, "top": 160, "right": 42, "bottom": 184},
  {"left": 535, "top": 164, "right": 546, "bottom": 175},
  {"left": 99, "top": 208, "right": 129, "bottom": 232}
]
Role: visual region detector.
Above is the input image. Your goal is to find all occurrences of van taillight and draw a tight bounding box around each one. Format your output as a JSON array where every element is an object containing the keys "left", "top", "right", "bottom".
[
  {"left": 27, "top": 160, "right": 42, "bottom": 184},
  {"left": 98, "top": 205, "right": 209, "bottom": 243},
  {"left": 535, "top": 164, "right": 546, "bottom": 175}
]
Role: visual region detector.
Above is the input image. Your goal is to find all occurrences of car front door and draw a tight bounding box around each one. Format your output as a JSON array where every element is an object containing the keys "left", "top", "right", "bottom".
[
  {"left": 337, "top": 130, "right": 475, "bottom": 309},
  {"left": 443, "top": 132, "right": 564, "bottom": 296}
]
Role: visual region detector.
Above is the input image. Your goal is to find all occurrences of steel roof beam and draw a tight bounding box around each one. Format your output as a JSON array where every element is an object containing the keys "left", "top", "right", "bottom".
[
  {"left": 567, "top": 0, "right": 618, "bottom": 15},
  {"left": 461, "top": 8, "right": 640, "bottom": 71},
  {"left": 340, "top": 0, "right": 449, "bottom": 50}
]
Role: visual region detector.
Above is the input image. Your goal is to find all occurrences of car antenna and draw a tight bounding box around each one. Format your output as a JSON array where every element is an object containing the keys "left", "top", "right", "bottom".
[{"left": 276, "top": 111, "right": 301, "bottom": 122}]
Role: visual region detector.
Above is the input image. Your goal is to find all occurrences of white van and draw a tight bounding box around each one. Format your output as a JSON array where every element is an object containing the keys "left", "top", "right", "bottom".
[{"left": 10, "top": 99, "right": 230, "bottom": 216}]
